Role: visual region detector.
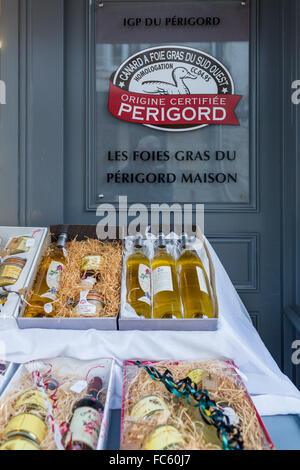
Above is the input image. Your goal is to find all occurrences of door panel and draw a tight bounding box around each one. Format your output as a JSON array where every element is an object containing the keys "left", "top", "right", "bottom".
[{"left": 64, "top": 0, "right": 283, "bottom": 364}]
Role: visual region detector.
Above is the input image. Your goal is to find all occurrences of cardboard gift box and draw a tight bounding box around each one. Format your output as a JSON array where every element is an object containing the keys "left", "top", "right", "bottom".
[
  {"left": 17, "top": 225, "right": 122, "bottom": 331},
  {"left": 0, "top": 357, "right": 115, "bottom": 450},
  {"left": 118, "top": 227, "right": 219, "bottom": 331}
]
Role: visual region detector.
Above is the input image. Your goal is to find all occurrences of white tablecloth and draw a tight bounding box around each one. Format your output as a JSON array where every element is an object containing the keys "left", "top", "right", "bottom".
[{"left": 0, "top": 239, "right": 299, "bottom": 415}]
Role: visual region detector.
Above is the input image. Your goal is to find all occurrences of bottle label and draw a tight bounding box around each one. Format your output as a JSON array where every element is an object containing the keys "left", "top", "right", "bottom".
[
  {"left": 69, "top": 406, "right": 102, "bottom": 450},
  {"left": 40, "top": 292, "right": 57, "bottom": 301},
  {"left": 196, "top": 267, "right": 209, "bottom": 295},
  {"left": 153, "top": 266, "right": 173, "bottom": 296},
  {"left": 46, "top": 261, "right": 65, "bottom": 290},
  {"left": 76, "top": 291, "right": 97, "bottom": 317}
]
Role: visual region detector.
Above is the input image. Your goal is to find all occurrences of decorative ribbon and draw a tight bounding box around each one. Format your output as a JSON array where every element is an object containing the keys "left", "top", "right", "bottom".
[{"left": 134, "top": 361, "right": 244, "bottom": 451}]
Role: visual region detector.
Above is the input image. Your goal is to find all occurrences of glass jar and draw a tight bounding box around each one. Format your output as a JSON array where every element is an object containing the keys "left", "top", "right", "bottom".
[
  {"left": 81, "top": 256, "right": 102, "bottom": 278},
  {"left": 0, "top": 257, "right": 27, "bottom": 287},
  {"left": 73, "top": 290, "right": 105, "bottom": 317}
]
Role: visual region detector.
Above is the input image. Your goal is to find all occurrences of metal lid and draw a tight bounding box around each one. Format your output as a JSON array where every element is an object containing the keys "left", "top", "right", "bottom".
[{"left": 3, "top": 257, "right": 27, "bottom": 267}]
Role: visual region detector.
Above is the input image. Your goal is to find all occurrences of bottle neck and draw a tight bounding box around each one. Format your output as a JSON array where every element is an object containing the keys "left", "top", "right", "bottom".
[{"left": 85, "top": 377, "right": 102, "bottom": 401}]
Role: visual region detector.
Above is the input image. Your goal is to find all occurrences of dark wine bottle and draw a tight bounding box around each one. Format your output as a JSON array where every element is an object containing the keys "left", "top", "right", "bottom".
[{"left": 65, "top": 377, "right": 104, "bottom": 451}]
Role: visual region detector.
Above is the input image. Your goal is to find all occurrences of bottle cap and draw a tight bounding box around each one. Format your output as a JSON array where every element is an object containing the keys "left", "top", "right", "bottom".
[
  {"left": 134, "top": 236, "right": 144, "bottom": 249},
  {"left": 56, "top": 233, "right": 68, "bottom": 248}
]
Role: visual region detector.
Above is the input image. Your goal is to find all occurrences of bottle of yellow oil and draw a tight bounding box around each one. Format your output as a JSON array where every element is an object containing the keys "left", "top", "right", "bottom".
[
  {"left": 152, "top": 234, "right": 182, "bottom": 319},
  {"left": 25, "top": 233, "right": 68, "bottom": 318},
  {"left": 177, "top": 234, "right": 214, "bottom": 319},
  {"left": 126, "top": 237, "right": 152, "bottom": 318}
]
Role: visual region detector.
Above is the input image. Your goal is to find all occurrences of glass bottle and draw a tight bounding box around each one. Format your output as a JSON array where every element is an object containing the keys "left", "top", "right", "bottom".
[
  {"left": 152, "top": 234, "right": 182, "bottom": 319},
  {"left": 81, "top": 256, "right": 102, "bottom": 280},
  {"left": 126, "top": 237, "right": 152, "bottom": 318},
  {"left": 64, "top": 377, "right": 104, "bottom": 451},
  {"left": 24, "top": 233, "right": 68, "bottom": 318},
  {"left": 177, "top": 234, "right": 214, "bottom": 319}
]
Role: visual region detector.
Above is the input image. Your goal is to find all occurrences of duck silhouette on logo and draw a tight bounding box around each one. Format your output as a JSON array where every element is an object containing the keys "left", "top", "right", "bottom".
[{"left": 142, "top": 67, "right": 197, "bottom": 95}]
